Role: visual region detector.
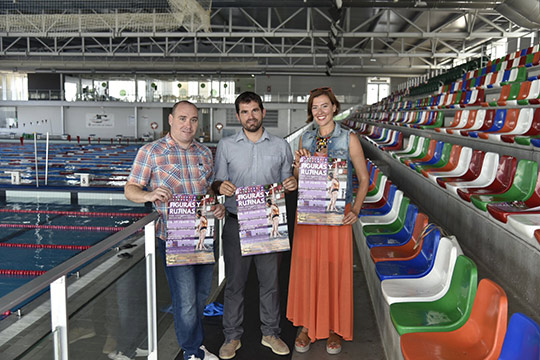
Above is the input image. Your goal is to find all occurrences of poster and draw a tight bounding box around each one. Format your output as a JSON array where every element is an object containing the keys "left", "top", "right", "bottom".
[
  {"left": 236, "top": 183, "right": 290, "bottom": 256},
  {"left": 297, "top": 156, "right": 348, "bottom": 225},
  {"left": 165, "top": 194, "right": 216, "bottom": 266},
  {"left": 86, "top": 113, "right": 114, "bottom": 128}
]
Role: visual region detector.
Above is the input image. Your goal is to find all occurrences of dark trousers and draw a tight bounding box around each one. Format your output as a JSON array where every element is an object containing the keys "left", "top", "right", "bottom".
[{"left": 222, "top": 216, "right": 281, "bottom": 341}]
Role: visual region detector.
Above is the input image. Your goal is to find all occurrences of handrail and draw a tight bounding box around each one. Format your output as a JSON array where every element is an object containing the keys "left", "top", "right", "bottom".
[{"left": 0, "top": 211, "right": 160, "bottom": 315}]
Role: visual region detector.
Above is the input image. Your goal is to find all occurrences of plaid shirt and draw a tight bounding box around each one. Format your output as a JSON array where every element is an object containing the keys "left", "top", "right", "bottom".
[{"left": 127, "top": 133, "right": 214, "bottom": 240}]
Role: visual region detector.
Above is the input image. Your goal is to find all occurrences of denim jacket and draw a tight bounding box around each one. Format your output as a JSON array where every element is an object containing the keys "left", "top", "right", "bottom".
[{"left": 301, "top": 123, "right": 354, "bottom": 204}]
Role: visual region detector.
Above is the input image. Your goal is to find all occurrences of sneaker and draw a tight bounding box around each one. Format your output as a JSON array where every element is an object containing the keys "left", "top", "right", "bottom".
[
  {"left": 219, "top": 339, "right": 241, "bottom": 359},
  {"left": 68, "top": 327, "right": 96, "bottom": 344},
  {"left": 261, "top": 335, "right": 290, "bottom": 356},
  {"left": 200, "top": 345, "right": 218, "bottom": 360},
  {"left": 108, "top": 351, "right": 134, "bottom": 360},
  {"left": 134, "top": 348, "right": 149, "bottom": 357}
]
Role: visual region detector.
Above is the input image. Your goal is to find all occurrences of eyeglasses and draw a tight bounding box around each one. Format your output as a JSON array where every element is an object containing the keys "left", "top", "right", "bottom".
[{"left": 310, "top": 87, "right": 333, "bottom": 95}]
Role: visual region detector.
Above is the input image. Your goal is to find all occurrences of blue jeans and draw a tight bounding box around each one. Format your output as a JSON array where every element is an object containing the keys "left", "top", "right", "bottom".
[{"left": 158, "top": 240, "right": 214, "bottom": 360}]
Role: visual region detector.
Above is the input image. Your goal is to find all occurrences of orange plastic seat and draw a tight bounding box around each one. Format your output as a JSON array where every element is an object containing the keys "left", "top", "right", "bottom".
[
  {"left": 370, "top": 213, "right": 430, "bottom": 262},
  {"left": 400, "top": 279, "right": 508, "bottom": 360}
]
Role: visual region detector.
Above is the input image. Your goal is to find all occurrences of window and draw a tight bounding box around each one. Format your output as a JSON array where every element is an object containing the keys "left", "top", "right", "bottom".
[
  {"left": 225, "top": 109, "right": 279, "bottom": 127},
  {"left": 366, "top": 77, "right": 390, "bottom": 105},
  {"left": 0, "top": 107, "right": 18, "bottom": 129}
]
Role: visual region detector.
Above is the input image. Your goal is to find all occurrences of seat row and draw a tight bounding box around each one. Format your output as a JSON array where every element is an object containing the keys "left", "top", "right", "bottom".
[
  {"left": 357, "top": 159, "right": 540, "bottom": 359},
  {"left": 349, "top": 106, "right": 540, "bottom": 148},
  {"left": 357, "top": 125, "right": 540, "bottom": 244}
]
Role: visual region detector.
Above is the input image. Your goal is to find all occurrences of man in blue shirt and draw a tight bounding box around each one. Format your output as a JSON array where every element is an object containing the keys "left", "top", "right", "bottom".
[{"left": 212, "top": 92, "right": 297, "bottom": 359}]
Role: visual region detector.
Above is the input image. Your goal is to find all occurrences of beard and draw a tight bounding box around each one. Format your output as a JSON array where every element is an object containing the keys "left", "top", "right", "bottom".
[{"left": 243, "top": 119, "right": 262, "bottom": 132}]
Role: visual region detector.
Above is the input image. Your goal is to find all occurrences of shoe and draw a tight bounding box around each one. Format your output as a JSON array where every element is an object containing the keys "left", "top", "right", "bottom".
[
  {"left": 261, "top": 335, "right": 290, "bottom": 356},
  {"left": 68, "top": 327, "right": 96, "bottom": 344},
  {"left": 294, "top": 328, "right": 311, "bottom": 353},
  {"left": 200, "top": 345, "right": 218, "bottom": 360},
  {"left": 326, "top": 332, "right": 342, "bottom": 355},
  {"left": 108, "top": 351, "right": 134, "bottom": 360},
  {"left": 186, "top": 355, "right": 201, "bottom": 360},
  {"left": 134, "top": 348, "right": 149, "bottom": 357},
  {"left": 102, "top": 334, "right": 117, "bottom": 354},
  {"left": 219, "top": 339, "right": 241, "bottom": 359}
]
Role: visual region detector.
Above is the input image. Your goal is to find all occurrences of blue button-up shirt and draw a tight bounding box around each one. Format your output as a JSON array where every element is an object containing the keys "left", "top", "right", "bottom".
[{"left": 214, "top": 128, "right": 293, "bottom": 213}]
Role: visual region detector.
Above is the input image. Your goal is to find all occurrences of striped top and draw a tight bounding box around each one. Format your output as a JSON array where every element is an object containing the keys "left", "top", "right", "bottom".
[{"left": 127, "top": 133, "right": 214, "bottom": 240}]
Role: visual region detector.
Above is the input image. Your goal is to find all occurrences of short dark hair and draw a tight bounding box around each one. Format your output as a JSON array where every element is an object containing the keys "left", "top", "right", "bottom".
[
  {"left": 306, "top": 88, "right": 340, "bottom": 123},
  {"left": 171, "top": 100, "right": 198, "bottom": 115},
  {"left": 234, "top": 91, "right": 264, "bottom": 114}
]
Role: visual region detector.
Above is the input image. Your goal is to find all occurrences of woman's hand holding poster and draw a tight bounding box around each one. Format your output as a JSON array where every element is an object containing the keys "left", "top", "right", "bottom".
[{"left": 297, "top": 156, "right": 347, "bottom": 225}]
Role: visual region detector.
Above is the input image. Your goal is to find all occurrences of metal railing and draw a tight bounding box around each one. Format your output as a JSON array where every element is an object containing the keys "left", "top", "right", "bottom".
[{"left": 0, "top": 211, "right": 160, "bottom": 360}]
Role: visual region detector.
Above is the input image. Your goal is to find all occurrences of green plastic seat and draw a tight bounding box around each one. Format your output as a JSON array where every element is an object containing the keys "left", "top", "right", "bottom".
[
  {"left": 362, "top": 197, "right": 411, "bottom": 237},
  {"left": 470, "top": 160, "right": 538, "bottom": 211},
  {"left": 366, "top": 170, "right": 385, "bottom": 197},
  {"left": 421, "top": 111, "right": 444, "bottom": 129},
  {"left": 392, "top": 136, "right": 421, "bottom": 159},
  {"left": 400, "top": 138, "right": 433, "bottom": 164},
  {"left": 414, "top": 143, "right": 453, "bottom": 174},
  {"left": 390, "top": 255, "right": 478, "bottom": 336}
]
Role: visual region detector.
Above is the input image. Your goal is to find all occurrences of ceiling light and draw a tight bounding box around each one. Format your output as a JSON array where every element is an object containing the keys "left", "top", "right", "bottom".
[
  {"left": 370, "top": 58, "right": 377, "bottom": 62},
  {"left": 414, "top": 0, "right": 427, "bottom": 7}
]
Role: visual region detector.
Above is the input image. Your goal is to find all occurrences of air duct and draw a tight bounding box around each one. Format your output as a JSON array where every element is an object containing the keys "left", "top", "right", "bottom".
[{"left": 495, "top": 0, "right": 540, "bottom": 29}]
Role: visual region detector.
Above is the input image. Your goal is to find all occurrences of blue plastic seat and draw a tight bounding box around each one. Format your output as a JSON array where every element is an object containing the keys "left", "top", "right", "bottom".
[
  {"left": 360, "top": 184, "right": 398, "bottom": 216},
  {"left": 498, "top": 312, "right": 540, "bottom": 359},
  {"left": 374, "top": 227, "right": 442, "bottom": 281},
  {"left": 365, "top": 205, "right": 420, "bottom": 248}
]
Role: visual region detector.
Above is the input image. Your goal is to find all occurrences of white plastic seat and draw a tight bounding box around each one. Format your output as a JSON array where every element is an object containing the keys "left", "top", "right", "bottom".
[
  {"left": 395, "top": 137, "right": 426, "bottom": 161},
  {"left": 445, "top": 110, "right": 469, "bottom": 133},
  {"left": 459, "top": 108, "right": 486, "bottom": 134},
  {"left": 359, "top": 190, "right": 404, "bottom": 226},
  {"left": 427, "top": 147, "right": 473, "bottom": 182},
  {"left": 506, "top": 214, "right": 540, "bottom": 240},
  {"left": 445, "top": 152, "right": 500, "bottom": 196},
  {"left": 488, "top": 107, "right": 535, "bottom": 141},
  {"left": 389, "top": 135, "right": 417, "bottom": 157},
  {"left": 364, "top": 175, "right": 388, "bottom": 204},
  {"left": 381, "top": 236, "right": 463, "bottom": 305}
]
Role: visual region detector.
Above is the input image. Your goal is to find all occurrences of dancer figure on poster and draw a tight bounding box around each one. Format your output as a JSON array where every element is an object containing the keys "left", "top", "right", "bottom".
[
  {"left": 267, "top": 198, "right": 280, "bottom": 238},
  {"left": 195, "top": 209, "right": 208, "bottom": 250},
  {"left": 326, "top": 171, "right": 340, "bottom": 212}
]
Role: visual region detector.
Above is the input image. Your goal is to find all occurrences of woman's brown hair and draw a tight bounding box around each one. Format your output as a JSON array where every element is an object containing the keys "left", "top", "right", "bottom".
[{"left": 306, "top": 87, "right": 341, "bottom": 123}]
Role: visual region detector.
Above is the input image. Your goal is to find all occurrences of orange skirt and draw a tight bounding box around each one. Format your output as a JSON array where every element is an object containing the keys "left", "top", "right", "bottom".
[{"left": 286, "top": 205, "right": 354, "bottom": 342}]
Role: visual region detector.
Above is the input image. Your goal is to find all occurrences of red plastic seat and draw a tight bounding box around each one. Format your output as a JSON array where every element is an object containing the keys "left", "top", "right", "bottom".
[
  {"left": 457, "top": 156, "right": 517, "bottom": 202},
  {"left": 478, "top": 108, "right": 519, "bottom": 140},
  {"left": 436, "top": 150, "right": 485, "bottom": 188},
  {"left": 421, "top": 145, "right": 462, "bottom": 177},
  {"left": 487, "top": 168, "right": 540, "bottom": 222},
  {"left": 501, "top": 108, "right": 540, "bottom": 143},
  {"left": 370, "top": 213, "right": 430, "bottom": 263},
  {"left": 400, "top": 279, "right": 508, "bottom": 360}
]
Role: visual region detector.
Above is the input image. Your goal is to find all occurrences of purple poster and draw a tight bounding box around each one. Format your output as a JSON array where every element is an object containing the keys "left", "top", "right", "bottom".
[
  {"left": 236, "top": 183, "right": 290, "bottom": 256},
  {"left": 166, "top": 194, "right": 216, "bottom": 266},
  {"left": 297, "top": 156, "right": 347, "bottom": 225}
]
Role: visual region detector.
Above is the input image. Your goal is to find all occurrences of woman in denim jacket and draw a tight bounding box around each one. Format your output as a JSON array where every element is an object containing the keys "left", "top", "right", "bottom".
[{"left": 286, "top": 87, "right": 370, "bottom": 355}]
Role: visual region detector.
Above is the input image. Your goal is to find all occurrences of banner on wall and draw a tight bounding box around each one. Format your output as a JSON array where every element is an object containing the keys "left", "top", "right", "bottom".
[
  {"left": 297, "top": 156, "right": 348, "bottom": 226},
  {"left": 236, "top": 183, "right": 290, "bottom": 256},
  {"left": 165, "top": 194, "right": 216, "bottom": 266},
  {"left": 86, "top": 113, "right": 114, "bottom": 128}
]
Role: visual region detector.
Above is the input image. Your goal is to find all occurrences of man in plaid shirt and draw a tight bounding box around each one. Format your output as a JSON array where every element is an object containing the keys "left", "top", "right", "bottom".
[{"left": 125, "top": 100, "right": 224, "bottom": 360}]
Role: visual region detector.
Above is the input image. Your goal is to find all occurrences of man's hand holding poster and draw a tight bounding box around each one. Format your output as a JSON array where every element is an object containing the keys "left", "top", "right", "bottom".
[
  {"left": 297, "top": 156, "right": 347, "bottom": 225},
  {"left": 166, "top": 194, "right": 216, "bottom": 266},
  {"left": 235, "top": 183, "right": 290, "bottom": 256}
]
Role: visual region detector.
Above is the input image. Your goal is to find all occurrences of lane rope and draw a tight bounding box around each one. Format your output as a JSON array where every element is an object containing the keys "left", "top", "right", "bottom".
[
  {"left": 0, "top": 224, "right": 121, "bottom": 232},
  {"left": 0, "top": 243, "right": 91, "bottom": 250},
  {"left": 0, "top": 209, "right": 147, "bottom": 218}
]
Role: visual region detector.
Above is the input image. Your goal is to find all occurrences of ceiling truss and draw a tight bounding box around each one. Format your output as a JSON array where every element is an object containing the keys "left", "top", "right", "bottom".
[{"left": 0, "top": 4, "right": 533, "bottom": 77}]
